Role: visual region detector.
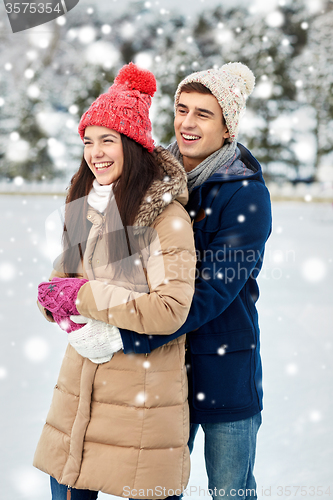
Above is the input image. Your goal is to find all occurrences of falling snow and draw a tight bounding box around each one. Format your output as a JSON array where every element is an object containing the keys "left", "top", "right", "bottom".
[
  {"left": 0, "top": 197, "right": 331, "bottom": 499},
  {"left": 0, "top": 0, "right": 333, "bottom": 496},
  {"left": 301, "top": 257, "right": 327, "bottom": 283},
  {"left": 0, "top": 262, "right": 16, "bottom": 281},
  {"left": 1, "top": 0, "right": 331, "bottom": 183},
  {"left": 24, "top": 337, "right": 50, "bottom": 363}
]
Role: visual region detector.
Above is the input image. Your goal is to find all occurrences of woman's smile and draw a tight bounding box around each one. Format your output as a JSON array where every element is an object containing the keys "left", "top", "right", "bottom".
[{"left": 84, "top": 126, "right": 124, "bottom": 185}]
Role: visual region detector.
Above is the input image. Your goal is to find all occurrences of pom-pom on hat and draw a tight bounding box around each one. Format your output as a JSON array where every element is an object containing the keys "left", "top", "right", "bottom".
[
  {"left": 78, "top": 62, "right": 157, "bottom": 152},
  {"left": 174, "top": 62, "right": 255, "bottom": 142}
]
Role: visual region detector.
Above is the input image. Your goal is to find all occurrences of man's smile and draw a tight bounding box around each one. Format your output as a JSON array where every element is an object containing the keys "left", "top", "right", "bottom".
[{"left": 181, "top": 133, "right": 201, "bottom": 142}]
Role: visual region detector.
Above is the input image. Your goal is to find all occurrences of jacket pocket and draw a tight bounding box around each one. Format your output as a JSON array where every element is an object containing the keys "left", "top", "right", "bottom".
[{"left": 189, "top": 329, "right": 256, "bottom": 412}]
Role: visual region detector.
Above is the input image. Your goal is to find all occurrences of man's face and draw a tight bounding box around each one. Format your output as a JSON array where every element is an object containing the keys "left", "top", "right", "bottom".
[{"left": 174, "top": 91, "right": 230, "bottom": 172}]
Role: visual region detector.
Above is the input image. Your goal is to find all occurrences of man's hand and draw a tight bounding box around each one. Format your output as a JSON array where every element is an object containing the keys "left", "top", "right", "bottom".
[{"left": 68, "top": 315, "right": 124, "bottom": 364}]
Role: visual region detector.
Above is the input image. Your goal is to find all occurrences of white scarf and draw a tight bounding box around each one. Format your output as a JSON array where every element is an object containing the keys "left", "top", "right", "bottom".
[{"left": 87, "top": 179, "right": 113, "bottom": 213}]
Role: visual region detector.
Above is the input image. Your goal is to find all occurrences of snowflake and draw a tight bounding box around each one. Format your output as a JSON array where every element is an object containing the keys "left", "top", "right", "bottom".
[
  {"left": 272, "top": 250, "right": 284, "bottom": 264},
  {"left": 162, "top": 192, "right": 172, "bottom": 203},
  {"left": 101, "top": 24, "right": 112, "bottom": 35},
  {"left": 24, "top": 337, "right": 50, "bottom": 363},
  {"left": 266, "top": 11, "right": 284, "bottom": 28},
  {"left": 26, "top": 50, "right": 37, "bottom": 61},
  {"left": 27, "top": 84, "right": 40, "bottom": 99},
  {"left": 301, "top": 258, "right": 326, "bottom": 283},
  {"left": 10, "top": 131, "right": 20, "bottom": 141},
  {"left": 134, "top": 52, "right": 153, "bottom": 70},
  {"left": 0, "top": 262, "right": 16, "bottom": 281},
  {"left": 59, "top": 319, "right": 70, "bottom": 331},
  {"left": 11, "top": 466, "right": 45, "bottom": 496},
  {"left": 253, "top": 81, "right": 272, "bottom": 99},
  {"left": 285, "top": 363, "right": 298, "bottom": 375},
  {"left": 78, "top": 26, "right": 96, "bottom": 45},
  {"left": 56, "top": 16, "right": 66, "bottom": 26},
  {"left": 135, "top": 391, "right": 146, "bottom": 404},
  {"left": 172, "top": 219, "right": 183, "bottom": 230},
  {"left": 69, "top": 104, "right": 79, "bottom": 114},
  {"left": 309, "top": 410, "right": 322, "bottom": 423},
  {"left": 24, "top": 68, "right": 34, "bottom": 79}
]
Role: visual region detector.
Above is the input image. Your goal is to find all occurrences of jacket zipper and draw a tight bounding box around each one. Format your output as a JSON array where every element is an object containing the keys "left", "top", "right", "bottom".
[
  {"left": 98, "top": 215, "right": 105, "bottom": 240},
  {"left": 67, "top": 486, "right": 71, "bottom": 500},
  {"left": 88, "top": 215, "right": 106, "bottom": 280}
]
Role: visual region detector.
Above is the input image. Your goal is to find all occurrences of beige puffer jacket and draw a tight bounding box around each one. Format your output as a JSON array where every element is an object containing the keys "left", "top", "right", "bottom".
[{"left": 33, "top": 147, "right": 196, "bottom": 498}]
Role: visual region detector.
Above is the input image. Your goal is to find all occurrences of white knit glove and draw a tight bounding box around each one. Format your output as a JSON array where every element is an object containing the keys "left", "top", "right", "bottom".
[{"left": 68, "top": 315, "right": 124, "bottom": 364}]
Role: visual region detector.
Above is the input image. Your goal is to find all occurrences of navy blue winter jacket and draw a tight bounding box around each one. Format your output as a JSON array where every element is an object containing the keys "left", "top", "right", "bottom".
[{"left": 119, "top": 144, "right": 272, "bottom": 423}]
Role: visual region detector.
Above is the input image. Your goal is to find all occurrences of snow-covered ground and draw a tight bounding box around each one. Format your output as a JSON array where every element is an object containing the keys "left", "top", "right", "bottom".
[{"left": 0, "top": 196, "right": 332, "bottom": 499}]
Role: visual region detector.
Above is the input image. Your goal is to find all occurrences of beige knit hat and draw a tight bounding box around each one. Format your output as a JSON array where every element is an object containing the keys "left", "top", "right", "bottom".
[{"left": 174, "top": 62, "right": 255, "bottom": 142}]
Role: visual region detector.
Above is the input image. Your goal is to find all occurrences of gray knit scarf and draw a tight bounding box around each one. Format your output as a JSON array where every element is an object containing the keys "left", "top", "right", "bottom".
[{"left": 167, "top": 140, "right": 237, "bottom": 193}]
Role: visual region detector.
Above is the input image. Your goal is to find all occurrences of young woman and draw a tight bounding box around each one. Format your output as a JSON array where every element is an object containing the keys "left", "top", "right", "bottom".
[{"left": 35, "top": 63, "right": 196, "bottom": 500}]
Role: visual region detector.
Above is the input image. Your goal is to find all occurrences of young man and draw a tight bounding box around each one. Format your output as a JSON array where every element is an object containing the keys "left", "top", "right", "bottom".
[
  {"left": 68, "top": 62, "right": 272, "bottom": 499},
  {"left": 119, "top": 62, "right": 272, "bottom": 499}
]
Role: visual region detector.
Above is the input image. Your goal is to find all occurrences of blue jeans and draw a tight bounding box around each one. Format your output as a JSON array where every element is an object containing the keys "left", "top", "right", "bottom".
[
  {"left": 185, "top": 413, "right": 262, "bottom": 500},
  {"left": 50, "top": 476, "right": 98, "bottom": 499}
]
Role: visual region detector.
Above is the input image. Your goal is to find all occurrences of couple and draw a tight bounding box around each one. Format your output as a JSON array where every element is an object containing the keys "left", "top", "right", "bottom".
[{"left": 35, "top": 61, "right": 272, "bottom": 500}]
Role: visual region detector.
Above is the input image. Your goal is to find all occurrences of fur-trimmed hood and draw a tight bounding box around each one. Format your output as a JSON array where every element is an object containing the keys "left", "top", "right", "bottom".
[{"left": 133, "top": 146, "right": 188, "bottom": 229}]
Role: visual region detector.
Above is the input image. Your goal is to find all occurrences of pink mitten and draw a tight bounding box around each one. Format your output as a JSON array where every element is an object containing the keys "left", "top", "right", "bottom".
[{"left": 38, "top": 277, "right": 88, "bottom": 317}]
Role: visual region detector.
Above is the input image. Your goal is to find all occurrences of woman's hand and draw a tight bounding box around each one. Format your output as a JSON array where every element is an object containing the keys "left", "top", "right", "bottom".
[
  {"left": 38, "top": 277, "right": 88, "bottom": 316},
  {"left": 68, "top": 315, "right": 123, "bottom": 364},
  {"left": 38, "top": 277, "right": 89, "bottom": 332}
]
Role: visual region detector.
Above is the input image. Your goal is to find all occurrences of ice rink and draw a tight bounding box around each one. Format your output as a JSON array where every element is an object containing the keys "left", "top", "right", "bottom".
[{"left": 0, "top": 196, "right": 332, "bottom": 499}]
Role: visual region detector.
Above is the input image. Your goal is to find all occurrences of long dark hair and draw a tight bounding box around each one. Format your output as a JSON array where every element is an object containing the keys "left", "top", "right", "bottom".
[{"left": 60, "top": 134, "right": 163, "bottom": 277}]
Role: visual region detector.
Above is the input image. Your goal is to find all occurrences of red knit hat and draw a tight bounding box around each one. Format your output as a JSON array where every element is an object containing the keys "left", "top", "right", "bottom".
[{"left": 78, "top": 63, "right": 157, "bottom": 152}]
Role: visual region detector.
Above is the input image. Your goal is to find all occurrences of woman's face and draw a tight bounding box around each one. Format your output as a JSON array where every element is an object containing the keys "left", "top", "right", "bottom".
[{"left": 83, "top": 126, "right": 124, "bottom": 185}]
